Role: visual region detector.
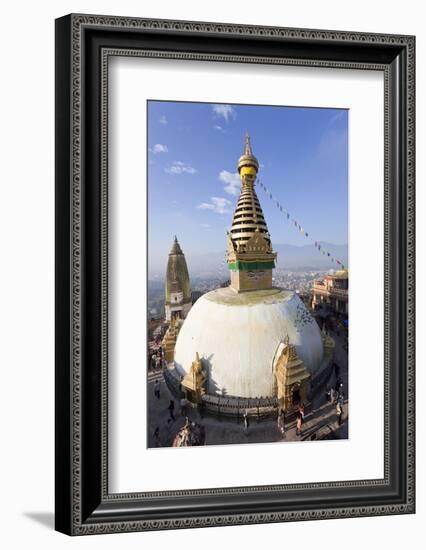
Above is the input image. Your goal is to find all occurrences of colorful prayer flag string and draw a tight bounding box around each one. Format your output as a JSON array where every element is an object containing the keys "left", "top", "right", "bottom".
[{"left": 257, "top": 178, "right": 346, "bottom": 270}]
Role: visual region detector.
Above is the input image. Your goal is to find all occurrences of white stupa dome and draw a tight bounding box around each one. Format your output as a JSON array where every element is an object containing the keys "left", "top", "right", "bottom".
[{"left": 174, "top": 287, "right": 323, "bottom": 398}]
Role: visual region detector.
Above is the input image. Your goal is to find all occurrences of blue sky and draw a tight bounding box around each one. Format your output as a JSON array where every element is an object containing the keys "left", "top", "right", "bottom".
[{"left": 147, "top": 100, "right": 348, "bottom": 271}]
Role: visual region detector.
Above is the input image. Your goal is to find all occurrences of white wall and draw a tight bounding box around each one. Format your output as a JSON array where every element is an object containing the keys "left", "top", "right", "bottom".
[{"left": 0, "top": 0, "right": 423, "bottom": 548}]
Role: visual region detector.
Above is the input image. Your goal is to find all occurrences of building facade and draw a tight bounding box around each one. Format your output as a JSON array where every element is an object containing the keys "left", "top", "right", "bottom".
[{"left": 311, "top": 269, "right": 349, "bottom": 315}]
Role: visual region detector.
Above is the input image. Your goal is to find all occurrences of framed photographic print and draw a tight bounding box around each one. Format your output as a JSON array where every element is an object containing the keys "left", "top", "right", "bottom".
[{"left": 55, "top": 14, "right": 415, "bottom": 535}]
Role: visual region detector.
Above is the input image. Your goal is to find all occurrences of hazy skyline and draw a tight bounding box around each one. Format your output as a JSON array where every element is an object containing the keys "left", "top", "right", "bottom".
[{"left": 147, "top": 100, "right": 348, "bottom": 276}]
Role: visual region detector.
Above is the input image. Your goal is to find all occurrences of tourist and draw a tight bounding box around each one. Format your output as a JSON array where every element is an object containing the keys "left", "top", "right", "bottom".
[
  {"left": 298, "top": 402, "right": 305, "bottom": 419},
  {"left": 243, "top": 412, "right": 249, "bottom": 435},
  {"left": 154, "top": 379, "right": 160, "bottom": 399},
  {"left": 296, "top": 411, "right": 303, "bottom": 436},
  {"left": 168, "top": 399, "right": 175, "bottom": 422},
  {"left": 277, "top": 408, "right": 286, "bottom": 437},
  {"left": 335, "top": 377, "right": 342, "bottom": 392},
  {"left": 336, "top": 393, "right": 344, "bottom": 424}
]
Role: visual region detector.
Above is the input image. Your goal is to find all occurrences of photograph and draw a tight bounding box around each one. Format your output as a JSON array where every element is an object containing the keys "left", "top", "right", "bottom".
[
  {"left": 146, "top": 100, "right": 349, "bottom": 448},
  {"left": 51, "top": 8, "right": 415, "bottom": 538}
]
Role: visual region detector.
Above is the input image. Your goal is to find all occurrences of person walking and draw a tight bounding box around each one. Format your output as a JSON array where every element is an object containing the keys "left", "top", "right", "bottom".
[
  {"left": 243, "top": 412, "right": 249, "bottom": 435},
  {"left": 168, "top": 399, "right": 175, "bottom": 422},
  {"left": 296, "top": 411, "right": 303, "bottom": 436},
  {"left": 154, "top": 379, "right": 160, "bottom": 399},
  {"left": 336, "top": 393, "right": 344, "bottom": 425},
  {"left": 335, "top": 377, "right": 343, "bottom": 392},
  {"left": 277, "top": 408, "right": 286, "bottom": 437}
]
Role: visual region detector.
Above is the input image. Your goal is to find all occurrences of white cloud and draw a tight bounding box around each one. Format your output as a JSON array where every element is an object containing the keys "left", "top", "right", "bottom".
[
  {"left": 212, "top": 104, "right": 236, "bottom": 122},
  {"left": 197, "top": 197, "right": 232, "bottom": 215},
  {"left": 213, "top": 125, "right": 225, "bottom": 132},
  {"left": 165, "top": 161, "right": 197, "bottom": 175},
  {"left": 149, "top": 143, "right": 168, "bottom": 154},
  {"left": 200, "top": 223, "right": 211, "bottom": 228},
  {"left": 219, "top": 170, "right": 241, "bottom": 196},
  {"left": 159, "top": 115, "right": 167, "bottom": 125}
]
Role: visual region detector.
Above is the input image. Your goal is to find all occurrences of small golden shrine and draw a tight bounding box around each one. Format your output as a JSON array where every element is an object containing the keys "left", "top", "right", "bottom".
[
  {"left": 273, "top": 335, "right": 311, "bottom": 410},
  {"left": 227, "top": 133, "right": 277, "bottom": 292},
  {"left": 162, "top": 319, "right": 182, "bottom": 363},
  {"left": 181, "top": 352, "right": 207, "bottom": 403}
]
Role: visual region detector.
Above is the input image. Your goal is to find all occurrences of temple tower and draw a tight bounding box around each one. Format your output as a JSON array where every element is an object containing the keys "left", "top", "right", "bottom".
[
  {"left": 227, "top": 133, "right": 277, "bottom": 292},
  {"left": 165, "top": 236, "right": 192, "bottom": 321}
]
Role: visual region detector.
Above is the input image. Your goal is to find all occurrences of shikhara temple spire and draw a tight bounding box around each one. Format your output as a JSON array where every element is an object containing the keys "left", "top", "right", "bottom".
[
  {"left": 227, "top": 134, "right": 277, "bottom": 292},
  {"left": 165, "top": 235, "right": 192, "bottom": 321},
  {"left": 169, "top": 235, "right": 183, "bottom": 255}
]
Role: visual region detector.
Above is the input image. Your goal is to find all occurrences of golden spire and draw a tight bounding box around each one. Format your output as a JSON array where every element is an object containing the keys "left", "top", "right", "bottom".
[
  {"left": 227, "top": 134, "right": 277, "bottom": 292},
  {"left": 230, "top": 134, "right": 270, "bottom": 250}
]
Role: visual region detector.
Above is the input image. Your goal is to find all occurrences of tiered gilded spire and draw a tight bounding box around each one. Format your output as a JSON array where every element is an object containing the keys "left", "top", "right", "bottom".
[
  {"left": 230, "top": 133, "right": 270, "bottom": 251},
  {"left": 227, "top": 134, "right": 277, "bottom": 292}
]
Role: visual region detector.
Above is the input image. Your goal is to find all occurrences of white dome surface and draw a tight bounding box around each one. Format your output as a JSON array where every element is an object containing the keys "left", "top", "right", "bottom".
[{"left": 174, "top": 287, "right": 323, "bottom": 398}]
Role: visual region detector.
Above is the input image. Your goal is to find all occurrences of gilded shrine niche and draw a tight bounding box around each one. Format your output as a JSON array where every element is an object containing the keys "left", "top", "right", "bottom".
[
  {"left": 181, "top": 353, "right": 207, "bottom": 404},
  {"left": 273, "top": 335, "right": 311, "bottom": 411}
]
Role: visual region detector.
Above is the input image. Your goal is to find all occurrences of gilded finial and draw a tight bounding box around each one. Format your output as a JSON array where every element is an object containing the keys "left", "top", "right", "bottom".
[
  {"left": 244, "top": 131, "right": 252, "bottom": 156},
  {"left": 238, "top": 132, "right": 259, "bottom": 174}
]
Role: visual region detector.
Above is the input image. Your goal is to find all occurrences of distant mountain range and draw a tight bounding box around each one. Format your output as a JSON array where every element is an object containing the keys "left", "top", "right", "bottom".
[
  {"left": 149, "top": 242, "right": 348, "bottom": 278},
  {"left": 273, "top": 242, "right": 348, "bottom": 270}
]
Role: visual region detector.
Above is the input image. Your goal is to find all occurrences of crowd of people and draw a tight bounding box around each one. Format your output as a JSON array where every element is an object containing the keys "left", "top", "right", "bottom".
[{"left": 149, "top": 345, "right": 165, "bottom": 372}]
